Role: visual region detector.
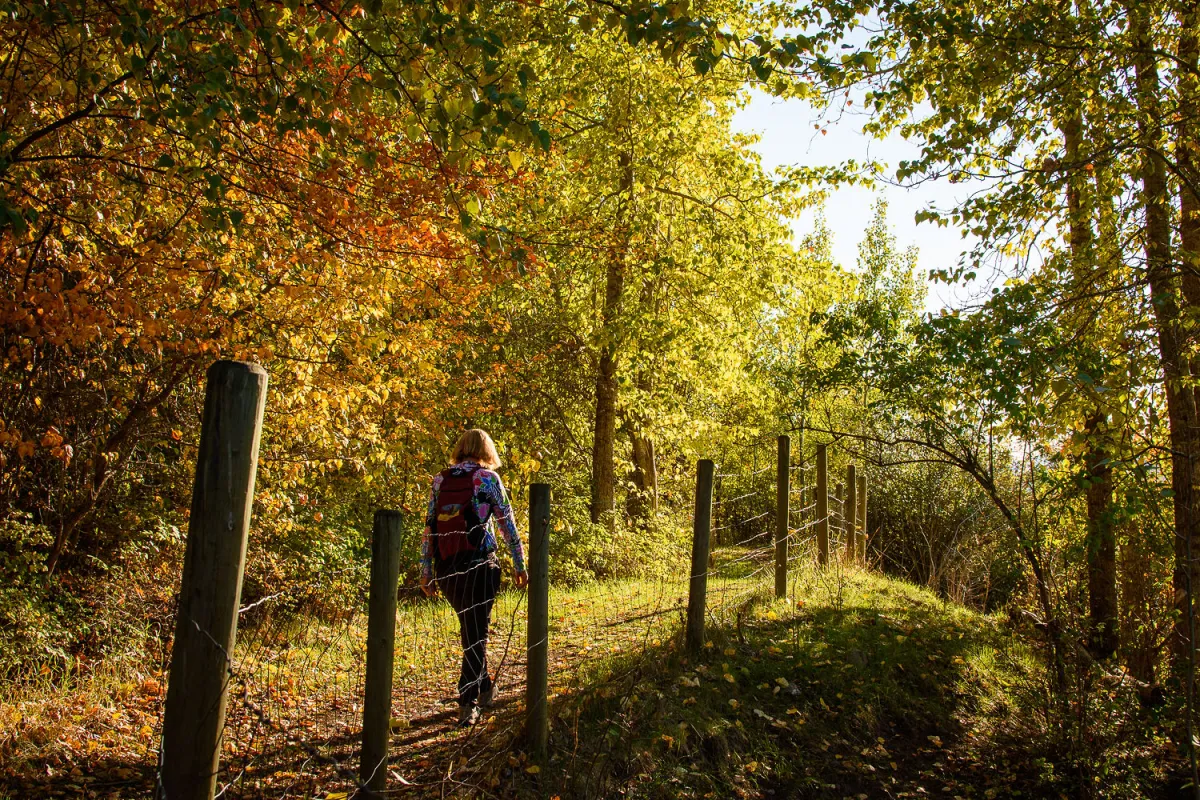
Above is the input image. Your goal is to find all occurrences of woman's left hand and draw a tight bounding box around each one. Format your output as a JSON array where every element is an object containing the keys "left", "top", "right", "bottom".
[{"left": 513, "top": 569, "right": 529, "bottom": 589}]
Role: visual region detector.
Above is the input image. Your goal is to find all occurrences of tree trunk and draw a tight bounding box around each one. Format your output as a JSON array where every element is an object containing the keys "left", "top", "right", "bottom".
[
  {"left": 1096, "top": 151, "right": 1160, "bottom": 684},
  {"left": 626, "top": 427, "right": 657, "bottom": 520},
  {"left": 1134, "top": 7, "right": 1200, "bottom": 681},
  {"left": 1178, "top": 0, "right": 1200, "bottom": 309},
  {"left": 591, "top": 275, "right": 621, "bottom": 526},
  {"left": 1063, "top": 112, "right": 1119, "bottom": 659},
  {"left": 590, "top": 151, "right": 633, "bottom": 526},
  {"left": 624, "top": 358, "right": 659, "bottom": 522}
]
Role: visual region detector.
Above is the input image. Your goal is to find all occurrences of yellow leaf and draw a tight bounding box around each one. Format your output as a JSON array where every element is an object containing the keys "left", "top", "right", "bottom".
[
  {"left": 724, "top": 647, "right": 736, "bottom": 656},
  {"left": 508, "top": 150, "right": 524, "bottom": 170},
  {"left": 746, "top": 761, "right": 759, "bottom": 773},
  {"left": 775, "top": 677, "right": 789, "bottom": 687},
  {"left": 326, "top": 794, "right": 349, "bottom": 800},
  {"left": 525, "top": 765, "right": 541, "bottom": 774}
]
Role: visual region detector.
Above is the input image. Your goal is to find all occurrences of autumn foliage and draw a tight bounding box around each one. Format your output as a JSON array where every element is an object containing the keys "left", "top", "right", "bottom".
[
  {"left": 0, "top": 0, "right": 545, "bottom": 666},
  {"left": 4, "top": 0, "right": 1199, "bottom": 793}
]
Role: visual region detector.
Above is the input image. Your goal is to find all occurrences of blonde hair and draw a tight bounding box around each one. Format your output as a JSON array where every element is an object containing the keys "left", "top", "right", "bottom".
[{"left": 451, "top": 429, "right": 502, "bottom": 470}]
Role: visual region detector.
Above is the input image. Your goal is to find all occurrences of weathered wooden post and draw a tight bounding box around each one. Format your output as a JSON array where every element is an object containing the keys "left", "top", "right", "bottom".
[
  {"left": 361, "top": 510, "right": 403, "bottom": 794},
  {"left": 816, "top": 444, "right": 829, "bottom": 566},
  {"left": 526, "top": 484, "right": 551, "bottom": 761},
  {"left": 797, "top": 429, "right": 805, "bottom": 519},
  {"left": 686, "top": 459, "right": 715, "bottom": 652},
  {"left": 775, "top": 435, "right": 790, "bottom": 599},
  {"left": 845, "top": 465, "right": 858, "bottom": 563},
  {"left": 159, "top": 361, "right": 267, "bottom": 800},
  {"left": 835, "top": 482, "right": 845, "bottom": 545},
  {"left": 857, "top": 474, "right": 868, "bottom": 564}
]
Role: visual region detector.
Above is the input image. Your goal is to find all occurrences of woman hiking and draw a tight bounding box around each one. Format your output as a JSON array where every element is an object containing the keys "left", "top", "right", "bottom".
[{"left": 420, "top": 429, "right": 528, "bottom": 727}]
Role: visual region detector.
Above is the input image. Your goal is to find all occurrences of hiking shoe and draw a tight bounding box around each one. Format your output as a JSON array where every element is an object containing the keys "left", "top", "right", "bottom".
[
  {"left": 480, "top": 682, "right": 497, "bottom": 709},
  {"left": 457, "top": 705, "right": 480, "bottom": 728}
]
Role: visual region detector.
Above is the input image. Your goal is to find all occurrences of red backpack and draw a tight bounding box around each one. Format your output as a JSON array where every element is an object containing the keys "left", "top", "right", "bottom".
[{"left": 433, "top": 468, "right": 486, "bottom": 562}]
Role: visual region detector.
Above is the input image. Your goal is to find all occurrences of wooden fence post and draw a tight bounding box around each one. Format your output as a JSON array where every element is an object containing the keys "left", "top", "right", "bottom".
[
  {"left": 159, "top": 361, "right": 267, "bottom": 800},
  {"left": 526, "top": 484, "right": 551, "bottom": 761},
  {"left": 797, "top": 430, "right": 805, "bottom": 520},
  {"left": 816, "top": 445, "right": 828, "bottom": 566},
  {"left": 775, "top": 435, "right": 790, "bottom": 599},
  {"left": 361, "top": 510, "right": 403, "bottom": 794},
  {"left": 845, "top": 465, "right": 858, "bottom": 563},
  {"left": 836, "top": 482, "right": 845, "bottom": 545},
  {"left": 686, "top": 459, "right": 715, "bottom": 652},
  {"left": 857, "top": 474, "right": 868, "bottom": 564}
]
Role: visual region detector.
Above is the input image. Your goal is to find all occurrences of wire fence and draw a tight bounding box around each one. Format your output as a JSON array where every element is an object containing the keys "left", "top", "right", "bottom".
[
  {"left": 144, "top": 436, "right": 868, "bottom": 798},
  {"left": 217, "top": 572, "right": 368, "bottom": 798}
]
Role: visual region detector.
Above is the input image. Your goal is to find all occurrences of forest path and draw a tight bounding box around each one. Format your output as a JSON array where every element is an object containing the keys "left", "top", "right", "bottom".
[{"left": 1, "top": 562, "right": 1078, "bottom": 800}]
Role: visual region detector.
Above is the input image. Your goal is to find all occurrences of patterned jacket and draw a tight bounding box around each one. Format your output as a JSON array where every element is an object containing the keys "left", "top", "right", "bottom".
[{"left": 420, "top": 460, "right": 525, "bottom": 581}]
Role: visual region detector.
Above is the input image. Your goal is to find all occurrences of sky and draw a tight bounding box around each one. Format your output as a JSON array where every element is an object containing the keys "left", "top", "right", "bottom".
[{"left": 730, "top": 89, "right": 985, "bottom": 312}]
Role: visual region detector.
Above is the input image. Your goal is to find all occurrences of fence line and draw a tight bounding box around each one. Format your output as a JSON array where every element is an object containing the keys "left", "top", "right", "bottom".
[{"left": 154, "top": 373, "right": 872, "bottom": 798}]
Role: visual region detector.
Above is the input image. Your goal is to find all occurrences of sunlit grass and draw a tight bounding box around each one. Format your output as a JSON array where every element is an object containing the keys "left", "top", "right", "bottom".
[
  {"left": 512, "top": 563, "right": 1069, "bottom": 800},
  {"left": 4, "top": 550, "right": 1073, "bottom": 799}
]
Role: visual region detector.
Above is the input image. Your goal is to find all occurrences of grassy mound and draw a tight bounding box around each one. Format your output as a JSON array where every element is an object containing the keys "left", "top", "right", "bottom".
[{"left": 518, "top": 568, "right": 1172, "bottom": 799}]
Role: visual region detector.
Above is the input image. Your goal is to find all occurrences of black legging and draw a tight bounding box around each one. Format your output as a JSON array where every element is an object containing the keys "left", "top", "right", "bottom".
[{"left": 436, "top": 555, "right": 501, "bottom": 706}]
